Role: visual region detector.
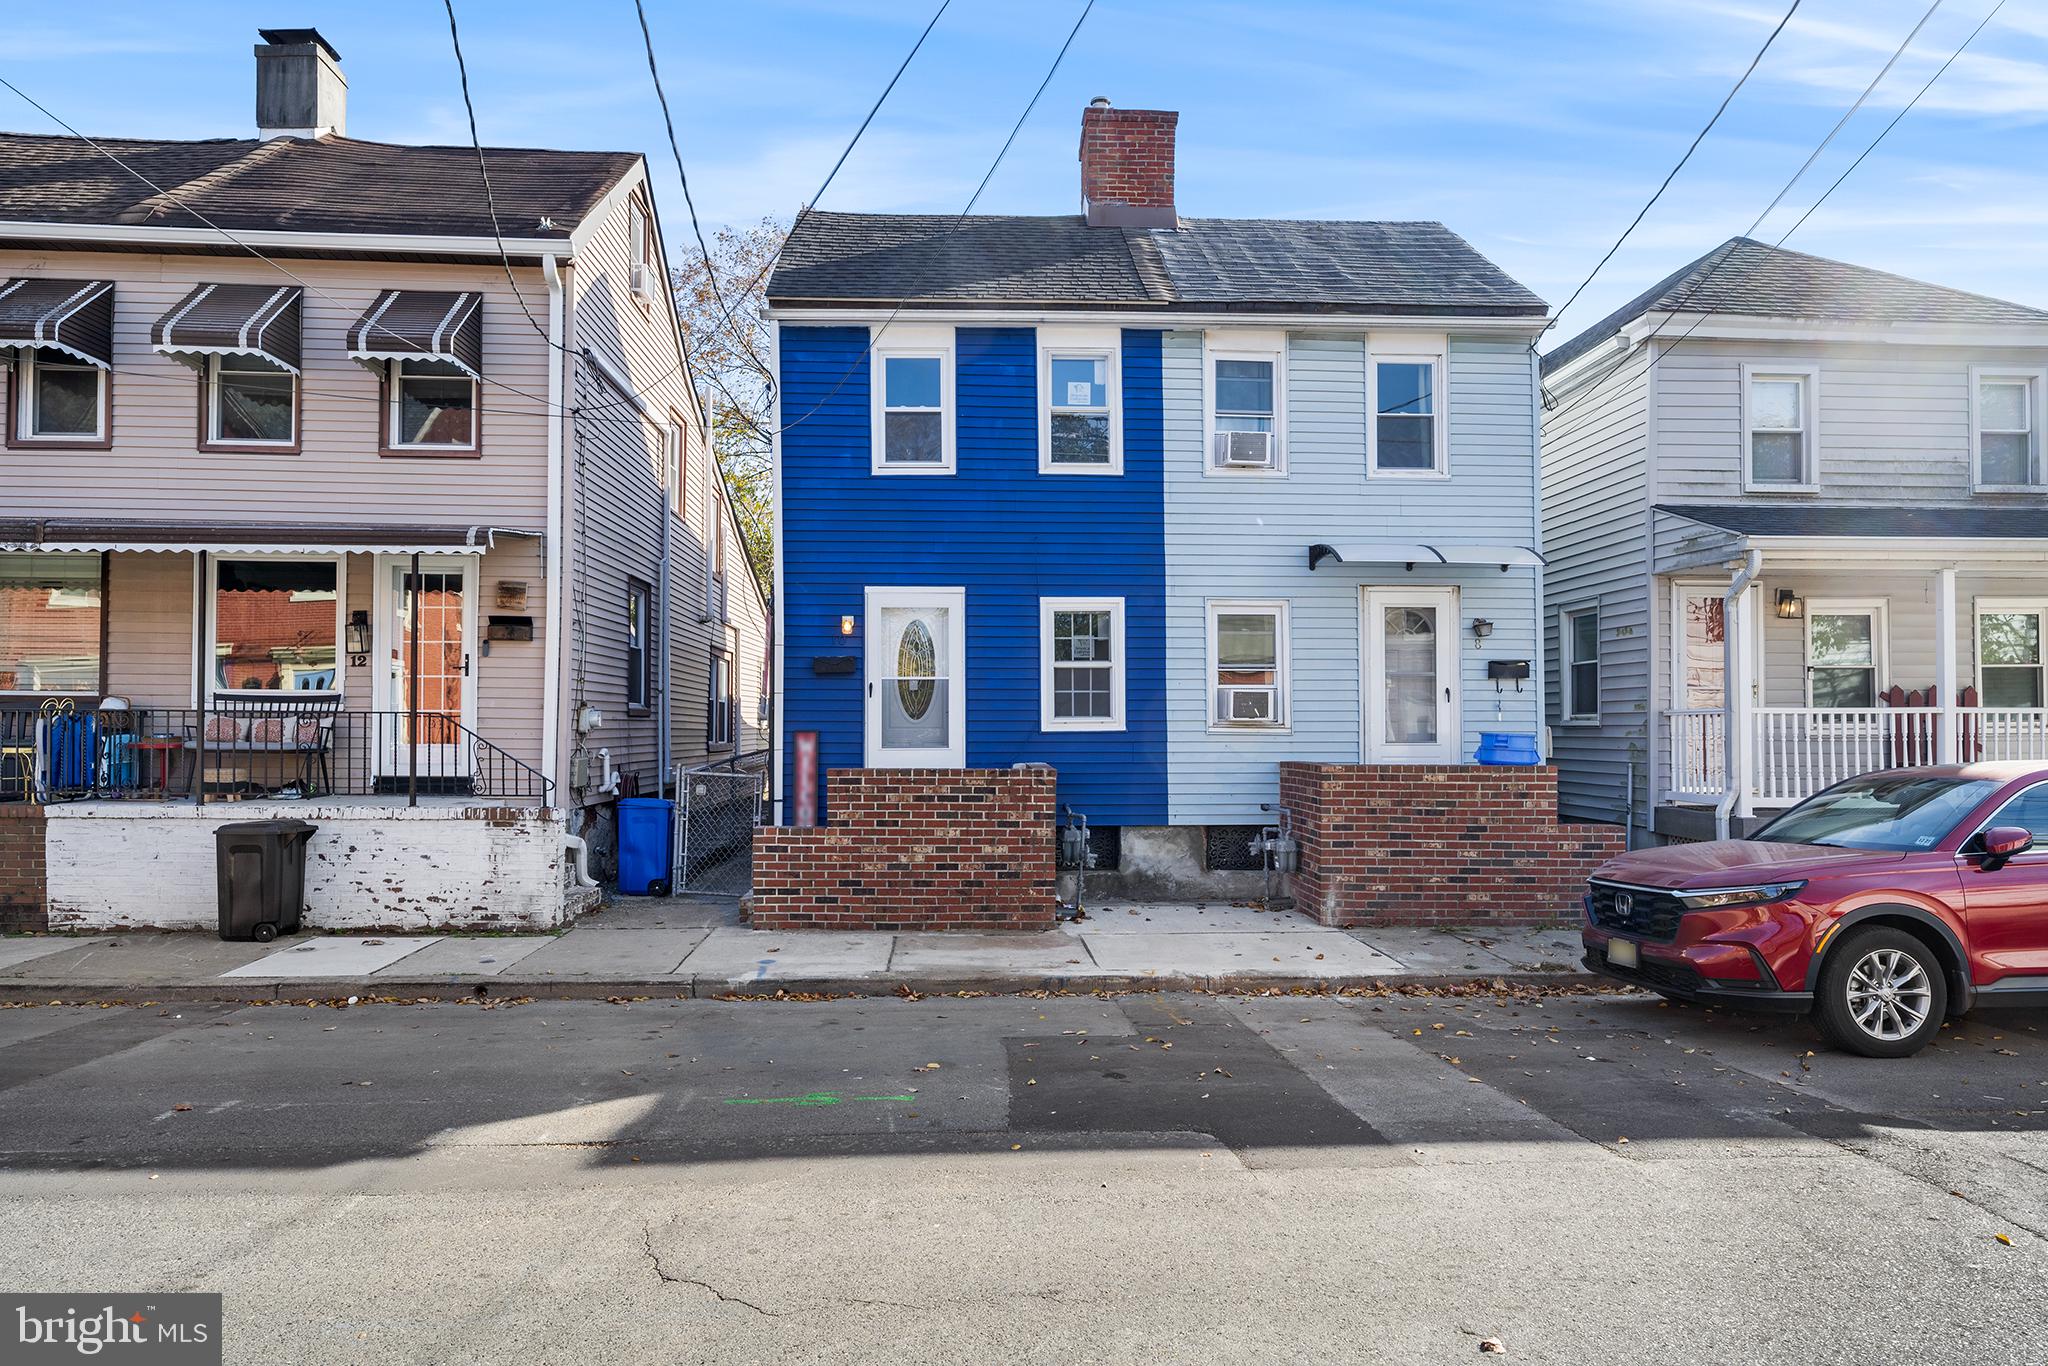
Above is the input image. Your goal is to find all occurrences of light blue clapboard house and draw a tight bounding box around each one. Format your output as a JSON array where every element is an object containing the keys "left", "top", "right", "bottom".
[{"left": 766, "top": 100, "right": 1554, "bottom": 893}]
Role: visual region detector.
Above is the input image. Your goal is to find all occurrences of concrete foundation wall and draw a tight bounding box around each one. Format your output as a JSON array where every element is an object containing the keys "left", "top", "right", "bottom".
[
  {"left": 45, "top": 802, "right": 572, "bottom": 933},
  {"left": 1087, "top": 826, "right": 1265, "bottom": 903}
]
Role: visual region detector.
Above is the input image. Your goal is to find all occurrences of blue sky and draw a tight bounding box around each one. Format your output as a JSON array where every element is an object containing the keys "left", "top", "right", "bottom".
[{"left": 6, "top": 0, "right": 2045, "bottom": 346}]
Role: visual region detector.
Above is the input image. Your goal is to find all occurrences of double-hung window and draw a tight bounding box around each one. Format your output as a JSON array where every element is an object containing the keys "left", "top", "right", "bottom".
[
  {"left": 208, "top": 354, "right": 296, "bottom": 448},
  {"left": 1805, "top": 601, "right": 1884, "bottom": 709},
  {"left": 1369, "top": 345, "right": 1446, "bottom": 476},
  {"left": 625, "top": 580, "right": 651, "bottom": 712},
  {"left": 1972, "top": 367, "right": 2044, "bottom": 490},
  {"left": 1742, "top": 363, "right": 1818, "bottom": 490},
  {"left": 872, "top": 340, "right": 953, "bottom": 473},
  {"left": 708, "top": 647, "right": 734, "bottom": 746},
  {"left": 1040, "top": 597, "right": 1124, "bottom": 731},
  {"left": 1562, "top": 606, "right": 1600, "bottom": 721},
  {"left": 0, "top": 552, "right": 102, "bottom": 694},
  {"left": 1978, "top": 602, "right": 2047, "bottom": 708},
  {"left": 1041, "top": 336, "right": 1120, "bottom": 473},
  {"left": 1209, "top": 601, "right": 1288, "bottom": 729},
  {"left": 387, "top": 358, "right": 476, "bottom": 451},
  {"left": 14, "top": 348, "right": 106, "bottom": 444},
  {"left": 1208, "top": 334, "right": 1285, "bottom": 473}
]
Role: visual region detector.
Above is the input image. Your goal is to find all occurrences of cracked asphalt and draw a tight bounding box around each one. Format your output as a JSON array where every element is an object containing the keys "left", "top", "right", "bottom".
[{"left": 0, "top": 990, "right": 2044, "bottom": 1363}]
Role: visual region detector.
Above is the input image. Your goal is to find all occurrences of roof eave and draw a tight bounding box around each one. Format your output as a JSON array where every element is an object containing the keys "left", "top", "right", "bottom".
[
  {"left": 0, "top": 218, "right": 574, "bottom": 262},
  {"left": 1621, "top": 310, "right": 2048, "bottom": 350},
  {"left": 767, "top": 299, "right": 1548, "bottom": 329}
]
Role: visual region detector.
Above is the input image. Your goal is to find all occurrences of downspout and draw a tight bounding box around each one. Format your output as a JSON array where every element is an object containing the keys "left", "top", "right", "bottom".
[
  {"left": 768, "top": 316, "right": 786, "bottom": 827},
  {"left": 540, "top": 254, "right": 565, "bottom": 798},
  {"left": 1527, "top": 345, "right": 1547, "bottom": 763},
  {"left": 657, "top": 430, "right": 673, "bottom": 799},
  {"left": 1714, "top": 548, "right": 1763, "bottom": 841}
]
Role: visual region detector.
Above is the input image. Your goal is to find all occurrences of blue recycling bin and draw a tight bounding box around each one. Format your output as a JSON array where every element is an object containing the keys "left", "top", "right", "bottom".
[
  {"left": 1475, "top": 732, "right": 1541, "bottom": 766},
  {"left": 615, "top": 796, "right": 675, "bottom": 895}
]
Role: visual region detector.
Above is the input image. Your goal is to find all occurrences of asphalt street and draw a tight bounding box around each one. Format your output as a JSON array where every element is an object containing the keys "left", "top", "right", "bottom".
[{"left": 1, "top": 989, "right": 2044, "bottom": 1364}]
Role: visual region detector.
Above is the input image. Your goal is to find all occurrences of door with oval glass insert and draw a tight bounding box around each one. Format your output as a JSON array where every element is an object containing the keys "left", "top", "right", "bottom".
[
  {"left": 865, "top": 587, "right": 966, "bottom": 766},
  {"left": 1363, "top": 586, "right": 1458, "bottom": 762}
]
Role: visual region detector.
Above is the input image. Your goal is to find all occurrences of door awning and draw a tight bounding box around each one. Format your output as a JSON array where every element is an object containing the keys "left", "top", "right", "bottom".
[
  {"left": 1309, "top": 542, "right": 1545, "bottom": 571},
  {"left": 0, "top": 518, "right": 538, "bottom": 556},
  {"left": 0, "top": 278, "right": 115, "bottom": 368},
  {"left": 347, "top": 289, "right": 484, "bottom": 377},
  {"left": 151, "top": 283, "right": 303, "bottom": 373}
]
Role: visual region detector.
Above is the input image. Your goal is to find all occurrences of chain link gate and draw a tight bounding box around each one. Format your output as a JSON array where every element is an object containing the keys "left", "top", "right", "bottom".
[{"left": 672, "top": 753, "right": 768, "bottom": 895}]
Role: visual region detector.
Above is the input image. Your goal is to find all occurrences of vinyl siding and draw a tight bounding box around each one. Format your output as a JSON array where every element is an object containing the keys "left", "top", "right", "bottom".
[
  {"left": 777, "top": 324, "right": 1169, "bottom": 825},
  {"left": 1540, "top": 345, "right": 1651, "bottom": 830},
  {"left": 1163, "top": 330, "right": 1545, "bottom": 824}
]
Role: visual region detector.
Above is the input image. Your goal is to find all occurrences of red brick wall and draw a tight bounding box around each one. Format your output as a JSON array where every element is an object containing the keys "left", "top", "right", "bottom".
[
  {"left": 1279, "top": 763, "right": 1624, "bottom": 927},
  {"left": 751, "top": 768, "right": 1056, "bottom": 932},
  {"left": 0, "top": 804, "right": 48, "bottom": 933},
  {"left": 1079, "top": 105, "right": 1177, "bottom": 211}
]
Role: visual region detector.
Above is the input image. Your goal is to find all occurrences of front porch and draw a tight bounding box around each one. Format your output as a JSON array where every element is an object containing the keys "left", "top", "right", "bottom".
[{"left": 1654, "top": 509, "right": 2048, "bottom": 831}]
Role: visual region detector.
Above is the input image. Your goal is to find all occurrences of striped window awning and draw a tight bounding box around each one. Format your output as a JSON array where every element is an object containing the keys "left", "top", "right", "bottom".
[
  {"left": 346, "top": 289, "right": 484, "bottom": 378},
  {"left": 151, "top": 283, "right": 303, "bottom": 373},
  {"left": 0, "top": 278, "right": 115, "bottom": 368}
]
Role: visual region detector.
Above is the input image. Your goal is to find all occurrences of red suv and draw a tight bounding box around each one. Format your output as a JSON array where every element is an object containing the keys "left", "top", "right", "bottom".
[{"left": 1584, "top": 764, "right": 2048, "bottom": 1057}]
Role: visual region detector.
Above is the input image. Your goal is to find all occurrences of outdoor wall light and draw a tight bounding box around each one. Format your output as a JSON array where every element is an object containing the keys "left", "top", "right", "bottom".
[
  {"left": 346, "top": 610, "right": 372, "bottom": 654},
  {"left": 1470, "top": 617, "right": 1494, "bottom": 640},
  {"left": 1777, "top": 589, "right": 1804, "bottom": 620},
  {"left": 840, "top": 615, "right": 856, "bottom": 637}
]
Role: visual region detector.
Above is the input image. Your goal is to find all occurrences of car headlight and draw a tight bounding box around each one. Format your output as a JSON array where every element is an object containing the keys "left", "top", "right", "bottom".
[{"left": 1676, "top": 881, "right": 1805, "bottom": 911}]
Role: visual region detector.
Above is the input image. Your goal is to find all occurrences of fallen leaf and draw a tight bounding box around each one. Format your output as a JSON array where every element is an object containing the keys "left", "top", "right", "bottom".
[
  {"left": 172, "top": 1104, "right": 191, "bottom": 1113},
  {"left": 1996, "top": 1233, "right": 2014, "bottom": 1246},
  {"left": 1479, "top": 1339, "right": 1507, "bottom": 1355}
]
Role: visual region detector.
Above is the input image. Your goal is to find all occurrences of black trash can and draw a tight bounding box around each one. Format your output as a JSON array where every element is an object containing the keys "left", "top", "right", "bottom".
[{"left": 215, "top": 819, "right": 317, "bottom": 942}]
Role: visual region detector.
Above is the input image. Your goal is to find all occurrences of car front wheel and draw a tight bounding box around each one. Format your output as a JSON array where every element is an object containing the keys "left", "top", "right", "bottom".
[{"left": 1815, "top": 927, "right": 1947, "bottom": 1058}]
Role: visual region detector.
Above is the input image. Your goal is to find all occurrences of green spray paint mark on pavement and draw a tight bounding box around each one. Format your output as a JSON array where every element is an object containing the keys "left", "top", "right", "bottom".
[{"left": 721, "top": 1091, "right": 916, "bottom": 1107}]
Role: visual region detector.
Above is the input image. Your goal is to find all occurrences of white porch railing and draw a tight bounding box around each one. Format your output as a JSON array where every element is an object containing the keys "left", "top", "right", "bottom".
[{"left": 1667, "top": 706, "right": 2048, "bottom": 809}]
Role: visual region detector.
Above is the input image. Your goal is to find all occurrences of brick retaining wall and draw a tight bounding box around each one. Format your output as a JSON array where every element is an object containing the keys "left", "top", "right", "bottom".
[
  {"left": 0, "top": 805, "right": 49, "bottom": 933},
  {"left": 1279, "top": 763, "right": 1624, "bottom": 927},
  {"left": 751, "top": 768, "right": 1056, "bottom": 931}
]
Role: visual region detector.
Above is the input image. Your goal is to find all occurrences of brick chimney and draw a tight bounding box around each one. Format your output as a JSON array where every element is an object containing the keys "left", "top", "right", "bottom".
[
  {"left": 1078, "top": 98, "right": 1178, "bottom": 229},
  {"left": 255, "top": 27, "right": 347, "bottom": 139}
]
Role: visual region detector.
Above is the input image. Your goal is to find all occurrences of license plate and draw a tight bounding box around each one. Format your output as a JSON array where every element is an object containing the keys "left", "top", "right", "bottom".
[{"left": 1606, "top": 938, "right": 1639, "bottom": 969}]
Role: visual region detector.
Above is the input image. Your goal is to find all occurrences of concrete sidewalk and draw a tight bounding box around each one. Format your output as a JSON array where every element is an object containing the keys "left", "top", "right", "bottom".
[{"left": 0, "top": 896, "right": 1593, "bottom": 1001}]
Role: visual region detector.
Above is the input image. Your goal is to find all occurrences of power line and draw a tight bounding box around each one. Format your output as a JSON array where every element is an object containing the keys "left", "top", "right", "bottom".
[
  {"left": 440, "top": 0, "right": 560, "bottom": 350},
  {"left": 772, "top": 0, "right": 1098, "bottom": 440},
  {"left": 1545, "top": 0, "right": 1804, "bottom": 337},
  {"left": 1545, "top": 0, "right": 1954, "bottom": 421}
]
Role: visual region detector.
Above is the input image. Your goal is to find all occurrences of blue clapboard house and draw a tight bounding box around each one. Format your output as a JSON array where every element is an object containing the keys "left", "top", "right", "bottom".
[{"left": 766, "top": 100, "right": 1552, "bottom": 894}]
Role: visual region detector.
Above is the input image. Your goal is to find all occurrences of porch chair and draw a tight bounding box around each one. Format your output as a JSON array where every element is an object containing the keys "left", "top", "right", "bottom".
[{"left": 188, "top": 695, "right": 342, "bottom": 797}]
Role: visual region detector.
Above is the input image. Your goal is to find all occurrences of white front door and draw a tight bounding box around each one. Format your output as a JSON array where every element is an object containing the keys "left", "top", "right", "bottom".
[
  {"left": 373, "top": 555, "right": 479, "bottom": 779},
  {"left": 865, "top": 587, "right": 966, "bottom": 767},
  {"left": 1363, "top": 587, "right": 1458, "bottom": 762}
]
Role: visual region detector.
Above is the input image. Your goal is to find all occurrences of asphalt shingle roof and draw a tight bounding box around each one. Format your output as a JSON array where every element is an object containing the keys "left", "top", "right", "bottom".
[
  {"left": 1659, "top": 503, "right": 2048, "bottom": 540},
  {"left": 0, "top": 131, "right": 639, "bottom": 241},
  {"left": 768, "top": 211, "right": 1545, "bottom": 316},
  {"left": 1545, "top": 238, "right": 2048, "bottom": 372}
]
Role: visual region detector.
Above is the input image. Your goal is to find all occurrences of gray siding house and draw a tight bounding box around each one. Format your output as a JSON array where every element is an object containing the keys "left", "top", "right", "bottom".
[{"left": 1541, "top": 238, "right": 2048, "bottom": 843}]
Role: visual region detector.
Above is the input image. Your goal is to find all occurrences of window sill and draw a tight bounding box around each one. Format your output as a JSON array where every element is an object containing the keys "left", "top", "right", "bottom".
[
  {"left": 1042, "top": 719, "right": 1127, "bottom": 734},
  {"left": 1201, "top": 466, "right": 1288, "bottom": 479},
  {"left": 1555, "top": 716, "right": 1601, "bottom": 728},
  {"left": 382, "top": 445, "right": 483, "bottom": 460},
  {"left": 1367, "top": 467, "right": 1451, "bottom": 481},
  {"left": 200, "top": 440, "right": 301, "bottom": 456},
  {"left": 5, "top": 434, "right": 113, "bottom": 451},
  {"left": 870, "top": 463, "right": 956, "bottom": 476},
  {"left": 1039, "top": 462, "right": 1123, "bottom": 476},
  {"left": 1973, "top": 483, "right": 2046, "bottom": 495},
  {"left": 1206, "top": 722, "right": 1292, "bottom": 736},
  {"left": 1740, "top": 481, "right": 1819, "bottom": 495}
]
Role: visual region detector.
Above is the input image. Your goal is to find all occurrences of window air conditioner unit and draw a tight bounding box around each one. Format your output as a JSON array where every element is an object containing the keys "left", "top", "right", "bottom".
[
  {"left": 630, "top": 262, "right": 654, "bottom": 299},
  {"left": 1215, "top": 686, "right": 1277, "bottom": 723},
  {"left": 1213, "top": 430, "right": 1274, "bottom": 468}
]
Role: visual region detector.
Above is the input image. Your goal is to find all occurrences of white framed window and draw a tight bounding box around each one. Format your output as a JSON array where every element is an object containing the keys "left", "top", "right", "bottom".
[
  {"left": 14, "top": 348, "right": 106, "bottom": 442},
  {"left": 625, "top": 579, "right": 650, "bottom": 713},
  {"left": 871, "top": 336, "right": 954, "bottom": 474},
  {"left": 1368, "top": 338, "right": 1447, "bottom": 477},
  {"left": 206, "top": 354, "right": 296, "bottom": 447},
  {"left": 1205, "top": 331, "right": 1286, "bottom": 475},
  {"left": 1039, "top": 329, "right": 1121, "bottom": 474},
  {"left": 1971, "top": 366, "right": 2046, "bottom": 491},
  {"left": 1039, "top": 596, "right": 1125, "bottom": 731},
  {"left": 207, "top": 557, "right": 341, "bottom": 697},
  {"left": 387, "top": 358, "right": 477, "bottom": 450},
  {"left": 627, "top": 196, "right": 655, "bottom": 300},
  {"left": 1740, "top": 362, "right": 1819, "bottom": 491},
  {"left": 1976, "top": 600, "right": 2047, "bottom": 708},
  {"left": 708, "top": 646, "right": 735, "bottom": 747},
  {"left": 1562, "top": 604, "right": 1600, "bottom": 722},
  {"left": 1804, "top": 600, "right": 1887, "bottom": 709},
  {"left": 0, "top": 552, "right": 102, "bottom": 694},
  {"left": 1207, "top": 599, "right": 1289, "bottom": 730}
]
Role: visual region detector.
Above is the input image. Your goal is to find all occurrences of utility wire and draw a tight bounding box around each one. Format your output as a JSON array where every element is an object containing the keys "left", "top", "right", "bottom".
[
  {"left": 1546, "top": 0, "right": 1954, "bottom": 421},
  {"left": 1545, "top": 0, "right": 1804, "bottom": 338}
]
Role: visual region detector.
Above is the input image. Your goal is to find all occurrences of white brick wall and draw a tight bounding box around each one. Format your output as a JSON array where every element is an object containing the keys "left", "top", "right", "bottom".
[{"left": 45, "top": 802, "right": 572, "bottom": 932}]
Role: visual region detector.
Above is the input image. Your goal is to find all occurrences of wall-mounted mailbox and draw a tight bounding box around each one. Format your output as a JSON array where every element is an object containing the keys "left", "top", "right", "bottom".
[
  {"left": 812, "top": 655, "right": 857, "bottom": 676},
  {"left": 487, "top": 615, "right": 534, "bottom": 642},
  {"left": 1486, "top": 659, "right": 1531, "bottom": 682}
]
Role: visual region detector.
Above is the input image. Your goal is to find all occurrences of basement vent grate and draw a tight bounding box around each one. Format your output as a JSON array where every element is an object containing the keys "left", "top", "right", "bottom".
[{"left": 1204, "top": 825, "right": 1266, "bottom": 872}]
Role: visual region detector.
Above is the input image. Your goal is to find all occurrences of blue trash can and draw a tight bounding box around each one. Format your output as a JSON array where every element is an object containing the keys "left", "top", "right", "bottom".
[
  {"left": 1475, "top": 732, "right": 1541, "bottom": 766},
  {"left": 615, "top": 797, "right": 675, "bottom": 895}
]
